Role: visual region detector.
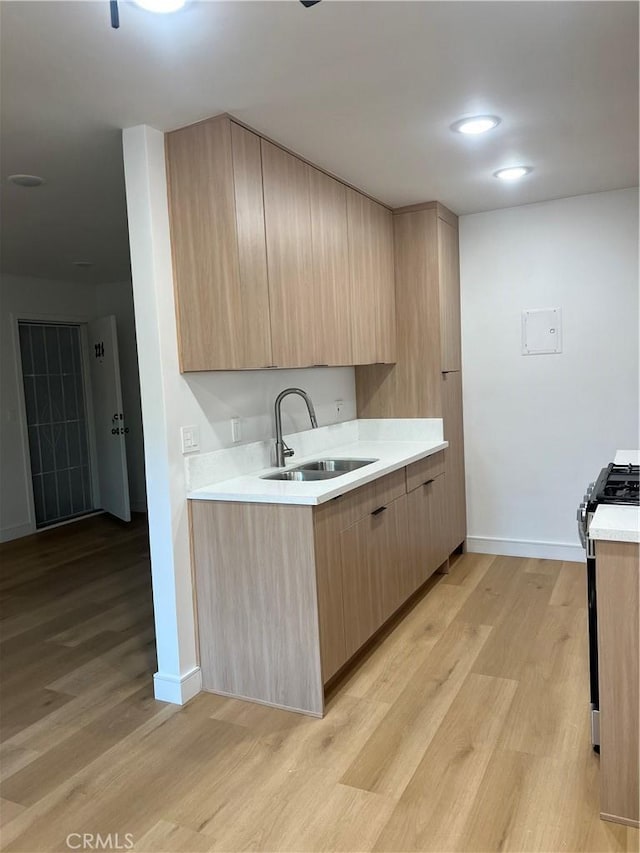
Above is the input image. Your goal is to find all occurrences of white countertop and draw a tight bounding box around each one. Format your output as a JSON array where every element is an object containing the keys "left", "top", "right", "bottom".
[
  {"left": 614, "top": 449, "right": 639, "bottom": 466},
  {"left": 188, "top": 437, "right": 447, "bottom": 505},
  {"left": 590, "top": 504, "right": 640, "bottom": 544}
]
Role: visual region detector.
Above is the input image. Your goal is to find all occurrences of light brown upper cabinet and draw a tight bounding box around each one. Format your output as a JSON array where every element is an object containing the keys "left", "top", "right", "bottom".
[
  {"left": 438, "top": 217, "right": 462, "bottom": 372},
  {"left": 166, "top": 116, "right": 273, "bottom": 371},
  {"left": 261, "top": 140, "right": 316, "bottom": 367},
  {"left": 308, "top": 167, "right": 353, "bottom": 365},
  {"left": 347, "top": 190, "right": 396, "bottom": 365},
  {"left": 166, "top": 114, "right": 397, "bottom": 371}
]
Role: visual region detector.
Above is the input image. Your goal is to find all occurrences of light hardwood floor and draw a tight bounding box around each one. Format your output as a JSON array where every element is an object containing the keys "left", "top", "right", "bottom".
[{"left": 1, "top": 516, "right": 638, "bottom": 852}]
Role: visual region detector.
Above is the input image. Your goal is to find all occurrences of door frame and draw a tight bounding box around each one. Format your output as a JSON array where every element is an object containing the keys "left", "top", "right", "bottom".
[{"left": 10, "top": 311, "right": 101, "bottom": 534}]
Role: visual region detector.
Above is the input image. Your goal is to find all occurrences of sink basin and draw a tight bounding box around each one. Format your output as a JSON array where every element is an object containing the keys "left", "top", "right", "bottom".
[
  {"left": 296, "top": 458, "right": 378, "bottom": 473},
  {"left": 261, "top": 458, "right": 378, "bottom": 482},
  {"left": 262, "top": 469, "right": 342, "bottom": 482}
]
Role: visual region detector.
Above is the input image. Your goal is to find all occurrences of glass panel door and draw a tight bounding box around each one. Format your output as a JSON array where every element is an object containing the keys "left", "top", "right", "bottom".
[{"left": 18, "top": 322, "right": 94, "bottom": 527}]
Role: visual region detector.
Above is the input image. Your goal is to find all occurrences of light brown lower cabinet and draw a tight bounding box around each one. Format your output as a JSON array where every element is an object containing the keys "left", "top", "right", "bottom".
[
  {"left": 441, "top": 371, "right": 467, "bottom": 555},
  {"left": 190, "top": 452, "right": 453, "bottom": 717},
  {"left": 596, "top": 540, "right": 639, "bottom": 828},
  {"left": 340, "top": 493, "right": 410, "bottom": 658},
  {"left": 406, "top": 473, "right": 449, "bottom": 588}
]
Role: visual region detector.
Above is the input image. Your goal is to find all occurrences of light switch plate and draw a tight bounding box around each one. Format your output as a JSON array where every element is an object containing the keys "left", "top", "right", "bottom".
[
  {"left": 180, "top": 425, "right": 200, "bottom": 454},
  {"left": 522, "top": 308, "right": 562, "bottom": 355}
]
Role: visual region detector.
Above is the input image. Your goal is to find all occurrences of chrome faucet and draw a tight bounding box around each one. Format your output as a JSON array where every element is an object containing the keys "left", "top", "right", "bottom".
[{"left": 274, "top": 388, "right": 318, "bottom": 467}]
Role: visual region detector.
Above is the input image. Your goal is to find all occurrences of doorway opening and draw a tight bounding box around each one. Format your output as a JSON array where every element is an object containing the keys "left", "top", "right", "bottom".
[
  {"left": 16, "top": 314, "right": 132, "bottom": 531},
  {"left": 18, "top": 321, "right": 96, "bottom": 528}
]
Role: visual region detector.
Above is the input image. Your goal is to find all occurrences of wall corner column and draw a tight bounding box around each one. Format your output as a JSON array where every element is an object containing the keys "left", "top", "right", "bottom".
[{"left": 121, "top": 124, "right": 200, "bottom": 705}]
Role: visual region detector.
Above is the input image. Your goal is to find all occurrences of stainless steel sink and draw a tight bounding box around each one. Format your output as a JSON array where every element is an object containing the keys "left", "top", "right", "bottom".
[
  {"left": 296, "top": 458, "right": 378, "bottom": 473},
  {"left": 261, "top": 458, "right": 378, "bottom": 482},
  {"left": 262, "top": 469, "right": 340, "bottom": 482}
]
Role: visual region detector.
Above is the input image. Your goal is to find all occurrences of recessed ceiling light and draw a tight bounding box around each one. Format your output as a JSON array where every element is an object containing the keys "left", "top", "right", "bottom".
[
  {"left": 73, "top": 261, "right": 94, "bottom": 268},
  {"left": 8, "top": 174, "right": 45, "bottom": 187},
  {"left": 451, "top": 115, "right": 501, "bottom": 135},
  {"left": 494, "top": 166, "right": 533, "bottom": 181},
  {"left": 132, "top": 0, "right": 186, "bottom": 12}
]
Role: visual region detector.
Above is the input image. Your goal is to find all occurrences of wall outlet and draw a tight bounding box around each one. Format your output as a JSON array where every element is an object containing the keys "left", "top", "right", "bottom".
[
  {"left": 231, "top": 417, "right": 242, "bottom": 443},
  {"left": 335, "top": 399, "right": 344, "bottom": 418},
  {"left": 180, "top": 425, "right": 200, "bottom": 454}
]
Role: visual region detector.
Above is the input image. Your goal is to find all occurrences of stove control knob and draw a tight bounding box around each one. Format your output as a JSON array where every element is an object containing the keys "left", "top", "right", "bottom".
[{"left": 577, "top": 502, "right": 588, "bottom": 548}]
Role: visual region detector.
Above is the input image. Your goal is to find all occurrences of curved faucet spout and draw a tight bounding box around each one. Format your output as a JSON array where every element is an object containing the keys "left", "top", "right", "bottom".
[{"left": 274, "top": 388, "right": 318, "bottom": 467}]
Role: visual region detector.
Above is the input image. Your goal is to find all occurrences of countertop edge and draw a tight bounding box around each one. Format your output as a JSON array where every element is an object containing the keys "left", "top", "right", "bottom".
[
  {"left": 187, "top": 440, "right": 448, "bottom": 506},
  {"left": 590, "top": 504, "right": 640, "bottom": 544}
]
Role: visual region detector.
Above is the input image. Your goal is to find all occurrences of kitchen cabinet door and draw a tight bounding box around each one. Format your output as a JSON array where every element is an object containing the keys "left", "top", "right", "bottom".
[
  {"left": 166, "top": 116, "right": 273, "bottom": 371},
  {"left": 340, "top": 493, "right": 409, "bottom": 658},
  {"left": 442, "top": 371, "right": 466, "bottom": 554},
  {"left": 438, "top": 216, "right": 462, "bottom": 372},
  {"left": 406, "top": 474, "right": 448, "bottom": 588},
  {"left": 262, "top": 140, "right": 315, "bottom": 367},
  {"left": 347, "top": 190, "right": 396, "bottom": 365},
  {"left": 309, "top": 167, "right": 352, "bottom": 365}
]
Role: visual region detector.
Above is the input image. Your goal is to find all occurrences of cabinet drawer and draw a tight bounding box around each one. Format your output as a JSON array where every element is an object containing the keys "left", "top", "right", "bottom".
[
  {"left": 406, "top": 451, "right": 445, "bottom": 493},
  {"left": 315, "top": 468, "right": 406, "bottom": 532}
]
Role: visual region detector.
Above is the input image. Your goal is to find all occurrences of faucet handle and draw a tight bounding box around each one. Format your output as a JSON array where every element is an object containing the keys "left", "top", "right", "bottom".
[{"left": 283, "top": 444, "right": 294, "bottom": 459}]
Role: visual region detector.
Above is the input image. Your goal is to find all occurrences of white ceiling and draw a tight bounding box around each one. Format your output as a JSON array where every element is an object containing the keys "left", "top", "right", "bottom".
[{"left": 1, "top": 0, "right": 638, "bottom": 284}]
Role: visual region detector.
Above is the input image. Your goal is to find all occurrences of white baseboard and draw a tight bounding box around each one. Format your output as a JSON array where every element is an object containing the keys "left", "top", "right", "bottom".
[
  {"left": 466, "top": 536, "right": 585, "bottom": 563},
  {"left": 0, "top": 522, "right": 35, "bottom": 543},
  {"left": 153, "top": 666, "right": 202, "bottom": 705}
]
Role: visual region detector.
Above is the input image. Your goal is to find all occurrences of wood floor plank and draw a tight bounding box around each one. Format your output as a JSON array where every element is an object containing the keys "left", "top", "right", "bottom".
[
  {"left": 133, "top": 819, "right": 212, "bottom": 852},
  {"left": 0, "top": 797, "right": 25, "bottom": 828},
  {"left": 453, "top": 555, "right": 530, "bottom": 626},
  {"left": 372, "top": 673, "right": 518, "bottom": 852},
  {"left": 1, "top": 686, "right": 162, "bottom": 806},
  {"left": 497, "top": 604, "right": 588, "bottom": 757},
  {"left": 339, "top": 621, "right": 492, "bottom": 797},
  {"left": 341, "top": 579, "right": 478, "bottom": 705},
  {"left": 470, "top": 569, "right": 556, "bottom": 680},
  {"left": 0, "top": 689, "right": 75, "bottom": 742},
  {"left": 0, "top": 745, "right": 41, "bottom": 783},
  {"left": 549, "top": 560, "right": 588, "bottom": 609},
  {"left": 438, "top": 552, "right": 496, "bottom": 588},
  {"left": 206, "top": 770, "right": 397, "bottom": 852}
]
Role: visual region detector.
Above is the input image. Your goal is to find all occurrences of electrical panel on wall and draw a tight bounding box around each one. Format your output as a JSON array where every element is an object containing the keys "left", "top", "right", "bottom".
[{"left": 521, "top": 308, "right": 562, "bottom": 355}]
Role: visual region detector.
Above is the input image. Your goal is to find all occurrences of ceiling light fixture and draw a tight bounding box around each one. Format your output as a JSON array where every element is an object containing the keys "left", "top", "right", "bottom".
[
  {"left": 451, "top": 115, "right": 501, "bottom": 135},
  {"left": 132, "top": 0, "right": 186, "bottom": 12},
  {"left": 8, "top": 174, "right": 44, "bottom": 187},
  {"left": 494, "top": 166, "right": 533, "bottom": 181}
]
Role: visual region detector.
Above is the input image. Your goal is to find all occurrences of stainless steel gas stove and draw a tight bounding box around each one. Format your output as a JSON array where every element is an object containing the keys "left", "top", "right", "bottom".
[{"left": 577, "top": 462, "right": 640, "bottom": 750}]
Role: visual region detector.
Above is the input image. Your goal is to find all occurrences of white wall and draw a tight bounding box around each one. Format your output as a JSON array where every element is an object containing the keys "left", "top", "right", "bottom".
[
  {"left": 0, "top": 273, "right": 147, "bottom": 540},
  {"left": 459, "top": 187, "right": 639, "bottom": 561},
  {"left": 122, "top": 125, "right": 357, "bottom": 704}
]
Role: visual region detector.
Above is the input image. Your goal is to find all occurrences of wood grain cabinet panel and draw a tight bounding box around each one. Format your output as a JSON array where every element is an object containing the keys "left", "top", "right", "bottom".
[
  {"left": 356, "top": 208, "right": 442, "bottom": 418},
  {"left": 313, "top": 505, "right": 348, "bottom": 681},
  {"left": 438, "top": 216, "right": 462, "bottom": 372},
  {"left": 441, "top": 371, "right": 466, "bottom": 555},
  {"left": 355, "top": 203, "right": 467, "bottom": 563},
  {"left": 340, "top": 493, "right": 410, "bottom": 658},
  {"left": 165, "top": 116, "right": 272, "bottom": 371},
  {"left": 596, "top": 540, "right": 639, "bottom": 828},
  {"left": 347, "top": 189, "right": 396, "bottom": 365},
  {"left": 405, "top": 450, "right": 445, "bottom": 494},
  {"left": 190, "top": 500, "right": 324, "bottom": 716},
  {"left": 406, "top": 473, "right": 448, "bottom": 589},
  {"left": 261, "top": 140, "right": 315, "bottom": 367},
  {"left": 308, "top": 167, "right": 352, "bottom": 365}
]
